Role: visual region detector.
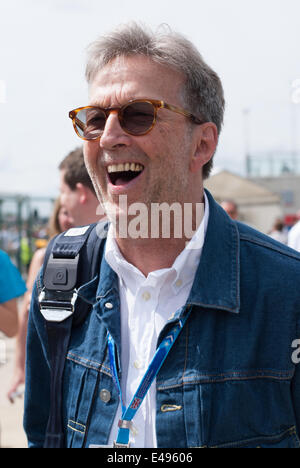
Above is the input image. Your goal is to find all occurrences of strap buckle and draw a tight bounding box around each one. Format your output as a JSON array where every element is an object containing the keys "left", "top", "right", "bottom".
[{"left": 39, "top": 290, "right": 78, "bottom": 322}]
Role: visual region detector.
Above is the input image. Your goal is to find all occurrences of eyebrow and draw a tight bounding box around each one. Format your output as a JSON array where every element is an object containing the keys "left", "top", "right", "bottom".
[{"left": 88, "top": 97, "right": 153, "bottom": 109}]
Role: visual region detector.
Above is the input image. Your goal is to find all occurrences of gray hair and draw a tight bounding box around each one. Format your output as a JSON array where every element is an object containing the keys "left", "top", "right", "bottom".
[{"left": 85, "top": 22, "right": 225, "bottom": 178}]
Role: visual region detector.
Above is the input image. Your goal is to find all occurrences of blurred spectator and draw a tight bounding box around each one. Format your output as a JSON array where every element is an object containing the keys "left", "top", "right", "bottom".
[
  {"left": 220, "top": 200, "right": 239, "bottom": 220},
  {"left": 288, "top": 210, "right": 300, "bottom": 252},
  {"left": 24, "top": 198, "right": 74, "bottom": 294},
  {"left": 48, "top": 198, "right": 75, "bottom": 238},
  {"left": 0, "top": 250, "right": 26, "bottom": 338},
  {"left": 7, "top": 199, "right": 73, "bottom": 401},
  {"left": 59, "top": 147, "right": 104, "bottom": 225},
  {"left": 268, "top": 218, "right": 288, "bottom": 245},
  {"left": 20, "top": 236, "right": 33, "bottom": 273}
]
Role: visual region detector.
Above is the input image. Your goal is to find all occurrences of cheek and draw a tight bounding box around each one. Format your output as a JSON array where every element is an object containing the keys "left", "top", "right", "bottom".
[
  {"left": 84, "top": 143, "right": 105, "bottom": 188},
  {"left": 146, "top": 134, "right": 188, "bottom": 174},
  {"left": 63, "top": 192, "right": 78, "bottom": 211},
  {"left": 84, "top": 142, "right": 98, "bottom": 170},
  {"left": 154, "top": 123, "right": 190, "bottom": 159},
  {"left": 60, "top": 192, "right": 68, "bottom": 206},
  {"left": 59, "top": 215, "right": 68, "bottom": 229}
]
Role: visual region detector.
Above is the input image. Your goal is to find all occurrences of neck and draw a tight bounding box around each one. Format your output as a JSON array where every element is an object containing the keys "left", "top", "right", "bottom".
[
  {"left": 112, "top": 194, "right": 205, "bottom": 277},
  {"left": 116, "top": 237, "right": 187, "bottom": 277}
]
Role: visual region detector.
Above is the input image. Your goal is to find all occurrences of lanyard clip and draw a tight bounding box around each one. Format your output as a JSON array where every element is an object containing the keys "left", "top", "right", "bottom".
[
  {"left": 118, "top": 419, "right": 132, "bottom": 430},
  {"left": 114, "top": 420, "right": 132, "bottom": 447},
  {"left": 113, "top": 441, "right": 131, "bottom": 448}
]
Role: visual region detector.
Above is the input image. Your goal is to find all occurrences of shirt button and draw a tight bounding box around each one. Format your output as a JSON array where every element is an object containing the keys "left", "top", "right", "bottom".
[
  {"left": 142, "top": 291, "right": 151, "bottom": 301},
  {"left": 100, "top": 389, "right": 111, "bottom": 403},
  {"left": 175, "top": 279, "right": 183, "bottom": 288},
  {"left": 105, "top": 302, "right": 113, "bottom": 309},
  {"left": 134, "top": 360, "right": 142, "bottom": 369}
]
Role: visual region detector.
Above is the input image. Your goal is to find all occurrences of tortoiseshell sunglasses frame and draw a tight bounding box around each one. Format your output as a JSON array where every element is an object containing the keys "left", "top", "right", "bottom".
[{"left": 69, "top": 98, "right": 204, "bottom": 141}]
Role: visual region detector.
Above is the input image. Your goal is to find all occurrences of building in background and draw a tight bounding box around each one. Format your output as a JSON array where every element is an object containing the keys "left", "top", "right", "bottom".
[
  {"left": 246, "top": 151, "right": 300, "bottom": 228},
  {"left": 204, "top": 170, "right": 281, "bottom": 233}
]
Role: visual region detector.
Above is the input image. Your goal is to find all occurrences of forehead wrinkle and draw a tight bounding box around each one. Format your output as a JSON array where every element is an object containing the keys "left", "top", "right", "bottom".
[
  {"left": 88, "top": 82, "right": 138, "bottom": 108},
  {"left": 88, "top": 58, "right": 140, "bottom": 107}
]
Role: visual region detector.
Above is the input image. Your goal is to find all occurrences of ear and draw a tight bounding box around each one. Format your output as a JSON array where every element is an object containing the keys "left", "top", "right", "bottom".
[
  {"left": 189, "top": 123, "right": 218, "bottom": 173},
  {"left": 76, "top": 183, "right": 89, "bottom": 204}
]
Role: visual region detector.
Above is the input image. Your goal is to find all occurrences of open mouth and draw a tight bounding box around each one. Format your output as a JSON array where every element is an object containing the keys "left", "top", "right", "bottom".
[{"left": 107, "top": 162, "right": 144, "bottom": 186}]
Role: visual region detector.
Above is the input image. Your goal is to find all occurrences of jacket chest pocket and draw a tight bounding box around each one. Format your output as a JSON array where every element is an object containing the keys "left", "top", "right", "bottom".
[
  {"left": 157, "top": 375, "right": 299, "bottom": 448},
  {"left": 189, "top": 378, "right": 299, "bottom": 448}
]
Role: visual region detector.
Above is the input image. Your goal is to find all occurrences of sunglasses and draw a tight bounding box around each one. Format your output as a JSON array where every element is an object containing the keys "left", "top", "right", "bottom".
[{"left": 69, "top": 99, "right": 204, "bottom": 141}]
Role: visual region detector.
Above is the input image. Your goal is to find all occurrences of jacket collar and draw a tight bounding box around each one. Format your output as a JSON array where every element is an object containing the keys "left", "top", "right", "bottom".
[
  {"left": 187, "top": 189, "right": 240, "bottom": 314},
  {"left": 79, "top": 189, "right": 241, "bottom": 318}
]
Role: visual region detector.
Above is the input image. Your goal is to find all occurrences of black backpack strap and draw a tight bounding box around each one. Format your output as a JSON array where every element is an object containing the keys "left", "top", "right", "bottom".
[
  {"left": 39, "top": 222, "right": 108, "bottom": 448},
  {"left": 43, "top": 317, "right": 74, "bottom": 448}
]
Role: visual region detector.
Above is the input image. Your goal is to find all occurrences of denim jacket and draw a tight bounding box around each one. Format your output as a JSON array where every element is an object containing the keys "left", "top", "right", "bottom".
[{"left": 24, "top": 190, "right": 300, "bottom": 448}]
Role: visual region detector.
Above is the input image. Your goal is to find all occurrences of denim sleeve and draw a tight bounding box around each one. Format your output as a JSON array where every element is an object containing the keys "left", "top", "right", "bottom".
[{"left": 23, "top": 278, "right": 50, "bottom": 448}]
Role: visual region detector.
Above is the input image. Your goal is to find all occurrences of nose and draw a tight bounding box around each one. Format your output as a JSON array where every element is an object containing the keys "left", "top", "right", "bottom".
[{"left": 99, "top": 110, "right": 131, "bottom": 150}]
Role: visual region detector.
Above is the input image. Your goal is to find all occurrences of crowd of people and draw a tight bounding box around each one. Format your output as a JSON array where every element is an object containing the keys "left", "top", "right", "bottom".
[
  {"left": 1, "top": 22, "right": 300, "bottom": 449},
  {"left": 1, "top": 147, "right": 103, "bottom": 401}
]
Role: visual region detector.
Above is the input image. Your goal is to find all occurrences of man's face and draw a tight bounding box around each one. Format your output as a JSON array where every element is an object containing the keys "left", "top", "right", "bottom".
[
  {"left": 59, "top": 170, "right": 80, "bottom": 225},
  {"left": 58, "top": 206, "right": 74, "bottom": 232},
  {"left": 83, "top": 55, "right": 198, "bottom": 221}
]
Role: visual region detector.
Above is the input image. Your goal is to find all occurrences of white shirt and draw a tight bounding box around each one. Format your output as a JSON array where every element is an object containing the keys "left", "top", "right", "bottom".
[
  {"left": 105, "top": 193, "right": 209, "bottom": 447},
  {"left": 288, "top": 221, "right": 300, "bottom": 252}
]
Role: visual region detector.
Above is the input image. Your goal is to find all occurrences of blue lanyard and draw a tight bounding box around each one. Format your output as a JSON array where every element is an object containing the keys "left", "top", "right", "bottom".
[{"left": 107, "top": 306, "right": 192, "bottom": 447}]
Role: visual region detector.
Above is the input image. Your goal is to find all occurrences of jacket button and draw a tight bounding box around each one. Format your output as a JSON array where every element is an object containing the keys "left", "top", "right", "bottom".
[{"left": 100, "top": 389, "right": 111, "bottom": 403}]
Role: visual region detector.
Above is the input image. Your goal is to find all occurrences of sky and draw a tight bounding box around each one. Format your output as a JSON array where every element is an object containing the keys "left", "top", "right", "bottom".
[{"left": 0, "top": 0, "right": 300, "bottom": 198}]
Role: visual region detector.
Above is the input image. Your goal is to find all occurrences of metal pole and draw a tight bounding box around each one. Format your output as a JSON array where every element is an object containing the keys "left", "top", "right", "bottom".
[
  {"left": 291, "top": 79, "right": 300, "bottom": 173},
  {"left": 243, "top": 108, "right": 251, "bottom": 177},
  {"left": 16, "top": 197, "right": 23, "bottom": 272}
]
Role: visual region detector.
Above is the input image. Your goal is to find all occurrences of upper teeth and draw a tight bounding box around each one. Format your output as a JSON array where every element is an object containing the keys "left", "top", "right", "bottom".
[{"left": 107, "top": 163, "right": 143, "bottom": 173}]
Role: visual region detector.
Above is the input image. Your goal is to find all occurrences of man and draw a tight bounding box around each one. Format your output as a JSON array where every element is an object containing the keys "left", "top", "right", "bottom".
[
  {"left": 288, "top": 211, "right": 300, "bottom": 252},
  {"left": 59, "top": 146, "right": 104, "bottom": 226},
  {"left": 0, "top": 250, "right": 26, "bottom": 338},
  {"left": 24, "top": 23, "right": 300, "bottom": 448}
]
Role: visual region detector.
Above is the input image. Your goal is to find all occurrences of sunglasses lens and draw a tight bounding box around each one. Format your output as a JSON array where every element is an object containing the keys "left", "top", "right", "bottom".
[
  {"left": 122, "top": 101, "right": 155, "bottom": 135},
  {"left": 75, "top": 108, "right": 107, "bottom": 140},
  {"left": 72, "top": 101, "right": 156, "bottom": 140}
]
